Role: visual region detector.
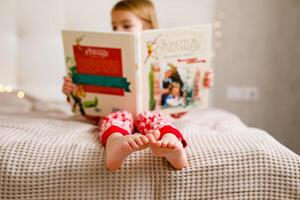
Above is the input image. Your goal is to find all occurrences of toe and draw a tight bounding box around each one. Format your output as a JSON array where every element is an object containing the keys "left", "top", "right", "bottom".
[
  {"left": 167, "top": 141, "right": 175, "bottom": 149},
  {"left": 153, "top": 141, "right": 162, "bottom": 148},
  {"left": 140, "top": 135, "right": 149, "bottom": 144},
  {"left": 146, "top": 134, "right": 156, "bottom": 144},
  {"left": 153, "top": 130, "right": 161, "bottom": 140},
  {"left": 161, "top": 141, "right": 168, "bottom": 148},
  {"left": 134, "top": 136, "right": 144, "bottom": 146},
  {"left": 173, "top": 141, "right": 183, "bottom": 151},
  {"left": 122, "top": 141, "right": 133, "bottom": 151},
  {"left": 128, "top": 140, "right": 139, "bottom": 150}
]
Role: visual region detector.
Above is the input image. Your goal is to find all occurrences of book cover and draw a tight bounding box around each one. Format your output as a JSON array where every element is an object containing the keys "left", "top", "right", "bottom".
[
  {"left": 140, "top": 25, "right": 212, "bottom": 118},
  {"left": 62, "top": 25, "right": 212, "bottom": 118}
]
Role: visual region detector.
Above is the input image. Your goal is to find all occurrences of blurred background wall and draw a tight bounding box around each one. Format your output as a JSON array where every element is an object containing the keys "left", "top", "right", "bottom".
[
  {"left": 214, "top": 0, "right": 300, "bottom": 155},
  {"left": 0, "top": 0, "right": 215, "bottom": 100},
  {"left": 0, "top": 0, "right": 299, "bottom": 154}
]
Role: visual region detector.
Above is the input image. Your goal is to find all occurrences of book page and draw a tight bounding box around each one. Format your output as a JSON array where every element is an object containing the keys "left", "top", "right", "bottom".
[
  {"left": 140, "top": 25, "right": 212, "bottom": 118},
  {"left": 62, "top": 31, "right": 137, "bottom": 117}
]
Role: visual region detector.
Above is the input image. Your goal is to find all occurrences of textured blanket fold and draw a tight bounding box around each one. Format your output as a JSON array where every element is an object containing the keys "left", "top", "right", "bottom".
[{"left": 0, "top": 109, "right": 299, "bottom": 199}]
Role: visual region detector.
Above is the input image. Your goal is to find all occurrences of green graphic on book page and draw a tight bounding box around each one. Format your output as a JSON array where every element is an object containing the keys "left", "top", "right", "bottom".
[{"left": 65, "top": 35, "right": 131, "bottom": 116}]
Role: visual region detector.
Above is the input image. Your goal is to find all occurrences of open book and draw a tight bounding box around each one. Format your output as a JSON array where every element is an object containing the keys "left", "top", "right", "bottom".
[{"left": 62, "top": 25, "right": 212, "bottom": 118}]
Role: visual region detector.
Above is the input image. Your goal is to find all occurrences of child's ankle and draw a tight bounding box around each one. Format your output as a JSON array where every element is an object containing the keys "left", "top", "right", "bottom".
[
  {"left": 107, "top": 132, "right": 124, "bottom": 144},
  {"left": 161, "top": 133, "right": 179, "bottom": 140}
]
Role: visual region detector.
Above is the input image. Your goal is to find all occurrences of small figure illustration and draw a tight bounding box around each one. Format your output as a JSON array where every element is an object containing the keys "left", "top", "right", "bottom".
[
  {"left": 71, "top": 85, "right": 86, "bottom": 115},
  {"left": 71, "top": 86, "right": 101, "bottom": 114},
  {"left": 83, "top": 97, "right": 101, "bottom": 112},
  {"left": 144, "top": 35, "right": 161, "bottom": 63},
  {"left": 75, "top": 35, "right": 85, "bottom": 50}
]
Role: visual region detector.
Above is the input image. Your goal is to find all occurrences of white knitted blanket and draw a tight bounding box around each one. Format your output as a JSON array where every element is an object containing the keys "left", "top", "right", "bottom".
[{"left": 0, "top": 107, "right": 299, "bottom": 199}]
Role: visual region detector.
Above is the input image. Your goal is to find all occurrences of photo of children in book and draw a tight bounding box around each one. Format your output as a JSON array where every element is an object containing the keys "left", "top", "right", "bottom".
[
  {"left": 161, "top": 65, "right": 185, "bottom": 107},
  {"left": 149, "top": 60, "right": 203, "bottom": 110}
]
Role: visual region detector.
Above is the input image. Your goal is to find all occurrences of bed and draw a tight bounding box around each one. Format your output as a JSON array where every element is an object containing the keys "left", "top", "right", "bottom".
[{"left": 0, "top": 92, "right": 299, "bottom": 199}]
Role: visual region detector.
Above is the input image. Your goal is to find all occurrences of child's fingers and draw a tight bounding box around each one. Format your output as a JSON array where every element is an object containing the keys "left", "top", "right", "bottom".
[
  {"left": 205, "top": 78, "right": 214, "bottom": 85},
  {"left": 66, "top": 83, "right": 76, "bottom": 89},
  {"left": 63, "top": 77, "right": 75, "bottom": 90},
  {"left": 64, "top": 85, "right": 74, "bottom": 92},
  {"left": 65, "top": 79, "right": 74, "bottom": 85},
  {"left": 63, "top": 85, "right": 75, "bottom": 94},
  {"left": 64, "top": 76, "right": 75, "bottom": 85},
  {"left": 204, "top": 82, "right": 213, "bottom": 88},
  {"left": 207, "top": 73, "right": 214, "bottom": 79},
  {"left": 64, "top": 76, "right": 72, "bottom": 81},
  {"left": 62, "top": 88, "right": 67, "bottom": 95},
  {"left": 63, "top": 84, "right": 70, "bottom": 92},
  {"left": 205, "top": 71, "right": 214, "bottom": 79},
  {"left": 203, "top": 73, "right": 214, "bottom": 88},
  {"left": 63, "top": 89, "right": 70, "bottom": 96},
  {"left": 64, "top": 82, "right": 76, "bottom": 90},
  {"left": 62, "top": 87, "right": 68, "bottom": 94},
  {"left": 205, "top": 70, "right": 214, "bottom": 84},
  {"left": 206, "top": 68, "right": 214, "bottom": 74}
]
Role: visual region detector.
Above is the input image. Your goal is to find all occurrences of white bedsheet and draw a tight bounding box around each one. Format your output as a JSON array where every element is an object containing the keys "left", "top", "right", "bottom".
[{"left": 0, "top": 93, "right": 299, "bottom": 199}]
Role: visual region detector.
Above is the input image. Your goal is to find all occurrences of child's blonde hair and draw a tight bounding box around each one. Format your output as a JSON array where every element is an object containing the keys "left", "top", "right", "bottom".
[{"left": 112, "top": 0, "right": 158, "bottom": 30}]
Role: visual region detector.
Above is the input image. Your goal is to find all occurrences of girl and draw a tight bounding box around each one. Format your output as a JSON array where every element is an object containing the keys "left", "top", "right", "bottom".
[{"left": 63, "top": 0, "right": 214, "bottom": 171}]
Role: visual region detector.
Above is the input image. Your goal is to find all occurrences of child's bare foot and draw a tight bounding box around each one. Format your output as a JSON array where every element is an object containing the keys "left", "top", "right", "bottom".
[
  {"left": 146, "top": 129, "right": 160, "bottom": 140},
  {"left": 146, "top": 133, "right": 187, "bottom": 170},
  {"left": 105, "top": 132, "right": 149, "bottom": 171}
]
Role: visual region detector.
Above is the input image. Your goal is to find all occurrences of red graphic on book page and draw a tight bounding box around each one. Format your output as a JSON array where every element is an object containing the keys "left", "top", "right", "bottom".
[{"left": 73, "top": 45, "right": 124, "bottom": 96}]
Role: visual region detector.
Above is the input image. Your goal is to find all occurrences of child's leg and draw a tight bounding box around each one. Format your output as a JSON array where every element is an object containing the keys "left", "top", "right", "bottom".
[
  {"left": 99, "top": 110, "right": 149, "bottom": 171},
  {"left": 135, "top": 111, "right": 187, "bottom": 169}
]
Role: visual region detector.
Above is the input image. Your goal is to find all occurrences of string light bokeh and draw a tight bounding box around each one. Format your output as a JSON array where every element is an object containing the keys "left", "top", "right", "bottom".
[
  {"left": 213, "top": 11, "right": 224, "bottom": 49},
  {"left": 0, "top": 83, "right": 26, "bottom": 98}
]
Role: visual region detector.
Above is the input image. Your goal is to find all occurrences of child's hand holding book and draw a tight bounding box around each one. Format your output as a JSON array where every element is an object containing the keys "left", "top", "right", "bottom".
[
  {"left": 204, "top": 68, "right": 214, "bottom": 88},
  {"left": 62, "top": 76, "right": 76, "bottom": 96}
]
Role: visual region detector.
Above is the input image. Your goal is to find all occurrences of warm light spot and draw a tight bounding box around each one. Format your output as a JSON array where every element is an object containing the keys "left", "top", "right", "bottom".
[
  {"left": 17, "top": 91, "right": 25, "bottom": 98},
  {"left": 215, "top": 41, "right": 222, "bottom": 48},
  {"left": 218, "top": 12, "right": 225, "bottom": 19},
  {"left": 0, "top": 84, "right": 4, "bottom": 92},
  {"left": 5, "top": 86, "right": 13, "bottom": 93},
  {"left": 215, "top": 31, "right": 222, "bottom": 38},
  {"left": 214, "top": 21, "right": 222, "bottom": 28}
]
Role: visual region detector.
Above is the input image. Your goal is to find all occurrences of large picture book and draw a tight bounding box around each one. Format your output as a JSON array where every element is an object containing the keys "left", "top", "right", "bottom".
[{"left": 62, "top": 25, "right": 212, "bottom": 118}]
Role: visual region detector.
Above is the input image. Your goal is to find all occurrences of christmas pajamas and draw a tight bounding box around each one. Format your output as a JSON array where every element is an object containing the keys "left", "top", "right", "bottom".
[{"left": 99, "top": 110, "right": 187, "bottom": 147}]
